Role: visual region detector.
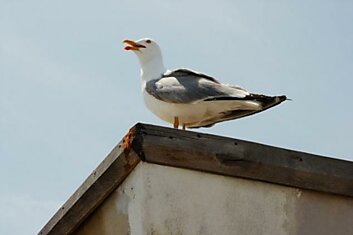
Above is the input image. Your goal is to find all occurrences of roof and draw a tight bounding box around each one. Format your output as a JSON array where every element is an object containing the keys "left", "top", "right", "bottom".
[{"left": 39, "top": 123, "right": 353, "bottom": 235}]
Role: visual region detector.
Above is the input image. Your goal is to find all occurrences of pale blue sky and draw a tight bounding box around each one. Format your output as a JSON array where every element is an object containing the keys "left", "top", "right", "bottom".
[{"left": 1, "top": 0, "right": 353, "bottom": 234}]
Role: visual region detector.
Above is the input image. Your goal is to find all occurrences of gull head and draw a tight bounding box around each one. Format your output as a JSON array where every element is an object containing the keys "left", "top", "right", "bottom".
[
  {"left": 123, "top": 38, "right": 162, "bottom": 64},
  {"left": 123, "top": 38, "right": 166, "bottom": 80}
]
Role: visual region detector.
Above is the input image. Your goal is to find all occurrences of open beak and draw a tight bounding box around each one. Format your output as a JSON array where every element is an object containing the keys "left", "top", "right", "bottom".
[{"left": 122, "top": 39, "right": 146, "bottom": 51}]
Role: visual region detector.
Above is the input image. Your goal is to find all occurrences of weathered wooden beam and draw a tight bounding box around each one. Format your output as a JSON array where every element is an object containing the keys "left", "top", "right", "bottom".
[
  {"left": 131, "top": 123, "right": 353, "bottom": 197},
  {"left": 39, "top": 139, "right": 141, "bottom": 235}
]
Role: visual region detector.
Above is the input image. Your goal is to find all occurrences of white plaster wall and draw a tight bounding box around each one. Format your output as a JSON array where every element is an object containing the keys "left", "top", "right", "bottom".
[{"left": 75, "top": 162, "right": 353, "bottom": 235}]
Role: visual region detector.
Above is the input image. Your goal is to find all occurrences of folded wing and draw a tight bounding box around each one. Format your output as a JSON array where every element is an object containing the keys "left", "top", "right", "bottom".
[{"left": 145, "top": 68, "right": 250, "bottom": 104}]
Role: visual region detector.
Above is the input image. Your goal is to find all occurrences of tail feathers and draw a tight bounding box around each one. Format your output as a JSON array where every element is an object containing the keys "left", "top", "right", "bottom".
[
  {"left": 190, "top": 94, "right": 287, "bottom": 128},
  {"left": 204, "top": 94, "right": 287, "bottom": 110},
  {"left": 247, "top": 94, "right": 287, "bottom": 110}
]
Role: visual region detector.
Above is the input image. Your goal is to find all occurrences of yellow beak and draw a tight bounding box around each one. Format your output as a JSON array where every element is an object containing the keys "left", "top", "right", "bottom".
[{"left": 122, "top": 39, "right": 146, "bottom": 51}]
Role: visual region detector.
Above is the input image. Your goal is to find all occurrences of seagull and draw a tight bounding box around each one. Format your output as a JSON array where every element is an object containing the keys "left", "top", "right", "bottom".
[{"left": 123, "top": 38, "right": 287, "bottom": 129}]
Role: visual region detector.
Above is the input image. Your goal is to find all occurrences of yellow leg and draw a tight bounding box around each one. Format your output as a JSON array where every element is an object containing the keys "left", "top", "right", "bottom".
[{"left": 173, "top": 117, "right": 179, "bottom": 129}]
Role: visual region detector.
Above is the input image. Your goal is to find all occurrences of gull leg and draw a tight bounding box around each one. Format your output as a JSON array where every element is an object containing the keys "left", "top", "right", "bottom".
[
  {"left": 173, "top": 117, "right": 179, "bottom": 129},
  {"left": 182, "top": 124, "right": 186, "bottom": 130}
]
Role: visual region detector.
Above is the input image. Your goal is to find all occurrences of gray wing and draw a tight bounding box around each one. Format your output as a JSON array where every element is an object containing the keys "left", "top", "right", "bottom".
[{"left": 145, "top": 68, "right": 249, "bottom": 104}]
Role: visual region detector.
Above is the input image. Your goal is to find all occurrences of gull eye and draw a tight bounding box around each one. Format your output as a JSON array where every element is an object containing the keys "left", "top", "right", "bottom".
[{"left": 146, "top": 39, "right": 152, "bottom": 44}]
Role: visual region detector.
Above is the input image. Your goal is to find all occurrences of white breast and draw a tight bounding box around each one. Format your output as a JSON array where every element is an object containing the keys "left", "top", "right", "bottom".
[{"left": 143, "top": 89, "right": 208, "bottom": 125}]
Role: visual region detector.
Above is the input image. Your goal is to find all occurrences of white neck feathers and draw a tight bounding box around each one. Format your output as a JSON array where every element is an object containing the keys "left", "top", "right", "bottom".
[{"left": 139, "top": 56, "right": 166, "bottom": 82}]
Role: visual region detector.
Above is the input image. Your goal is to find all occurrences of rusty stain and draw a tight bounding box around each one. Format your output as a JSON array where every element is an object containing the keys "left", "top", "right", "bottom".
[{"left": 122, "top": 127, "right": 136, "bottom": 155}]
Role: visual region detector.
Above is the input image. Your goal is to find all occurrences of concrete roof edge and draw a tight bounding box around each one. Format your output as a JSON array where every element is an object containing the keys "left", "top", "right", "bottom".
[{"left": 39, "top": 122, "right": 353, "bottom": 235}]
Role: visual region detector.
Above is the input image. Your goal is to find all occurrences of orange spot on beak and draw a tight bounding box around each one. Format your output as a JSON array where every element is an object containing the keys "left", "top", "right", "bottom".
[
  {"left": 124, "top": 46, "right": 134, "bottom": 51},
  {"left": 122, "top": 39, "right": 146, "bottom": 51}
]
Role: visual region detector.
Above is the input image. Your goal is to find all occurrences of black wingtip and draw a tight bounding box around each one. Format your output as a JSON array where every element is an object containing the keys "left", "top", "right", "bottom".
[
  {"left": 279, "top": 95, "right": 288, "bottom": 102},
  {"left": 279, "top": 95, "right": 292, "bottom": 101}
]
